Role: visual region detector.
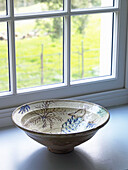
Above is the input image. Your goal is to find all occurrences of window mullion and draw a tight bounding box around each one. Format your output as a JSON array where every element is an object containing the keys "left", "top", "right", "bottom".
[
  {"left": 7, "top": 0, "right": 17, "bottom": 94},
  {"left": 64, "top": 0, "right": 71, "bottom": 86},
  {"left": 14, "top": 11, "right": 68, "bottom": 21},
  {"left": 114, "top": 0, "right": 120, "bottom": 8},
  {"left": 71, "top": 7, "right": 119, "bottom": 15}
]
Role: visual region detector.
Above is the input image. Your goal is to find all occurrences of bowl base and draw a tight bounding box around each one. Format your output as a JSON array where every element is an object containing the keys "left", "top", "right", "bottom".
[{"left": 48, "top": 147, "right": 74, "bottom": 154}]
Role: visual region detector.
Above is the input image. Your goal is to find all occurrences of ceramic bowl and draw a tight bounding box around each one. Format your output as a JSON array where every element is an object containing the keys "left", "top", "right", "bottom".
[{"left": 12, "top": 99, "right": 110, "bottom": 153}]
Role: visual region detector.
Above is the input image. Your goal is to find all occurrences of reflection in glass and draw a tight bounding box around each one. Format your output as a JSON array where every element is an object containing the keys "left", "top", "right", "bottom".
[
  {"left": 71, "top": 13, "right": 113, "bottom": 81},
  {"left": 15, "top": 17, "right": 63, "bottom": 89},
  {"left": 0, "top": 22, "right": 9, "bottom": 92},
  {"left": 14, "top": 0, "right": 63, "bottom": 14},
  {"left": 71, "top": 0, "right": 114, "bottom": 9}
]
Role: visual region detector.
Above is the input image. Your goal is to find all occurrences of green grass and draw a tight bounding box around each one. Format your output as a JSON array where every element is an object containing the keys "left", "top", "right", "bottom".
[
  {"left": 0, "top": 13, "right": 101, "bottom": 92},
  {"left": 15, "top": 35, "right": 63, "bottom": 88},
  {"left": 71, "top": 14, "right": 100, "bottom": 80}
]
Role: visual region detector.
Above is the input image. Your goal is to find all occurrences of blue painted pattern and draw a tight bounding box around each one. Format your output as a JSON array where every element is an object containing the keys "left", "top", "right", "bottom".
[
  {"left": 97, "top": 108, "right": 107, "bottom": 117},
  {"left": 61, "top": 116, "right": 83, "bottom": 133},
  {"left": 86, "top": 122, "right": 95, "bottom": 129},
  {"left": 18, "top": 105, "right": 30, "bottom": 114}
]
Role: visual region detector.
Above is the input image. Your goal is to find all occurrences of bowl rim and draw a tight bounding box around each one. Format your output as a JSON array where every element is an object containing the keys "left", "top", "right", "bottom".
[{"left": 12, "top": 99, "right": 110, "bottom": 137}]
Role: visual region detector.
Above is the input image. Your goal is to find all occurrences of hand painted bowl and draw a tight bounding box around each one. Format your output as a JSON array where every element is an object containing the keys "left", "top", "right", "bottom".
[{"left": 12, "top": 99, "right": 110, "bottom": 154}]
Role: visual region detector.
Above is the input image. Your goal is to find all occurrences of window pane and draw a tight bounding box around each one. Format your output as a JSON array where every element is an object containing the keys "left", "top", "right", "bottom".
[
  {"left": 0, "top": 0, "right": 6, "bottom": 16},
  {"left": 14, "top": 0, "right": 63, "bottom": 14},
  {"left": 71, "top": 0, "right": 114, "bottom": 9},
  {"left": 15, "top": 18, "right": 63, "bottom": 89},
  {"left": 0, "top": 22, "right": 9, "bottom": 92},
  {"left": 71, "top": 13, "right": 113, "bottom": 82}
]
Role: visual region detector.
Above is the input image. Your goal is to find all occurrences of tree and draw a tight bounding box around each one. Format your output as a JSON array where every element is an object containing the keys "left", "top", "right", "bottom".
[
  {"left": 35, "top": 0, "right": 63, "bottom": 40},
  {"left": 35, "top": 0, "right": 101, "bottom": 40},
  {"left": 0, "top": 0, "right": 6, "bottom": 11},
  {"left": 71, "top": 0, "right": 101, "bottom": 34},
  {"left": 91, "top": 0, "right": 101, "bottom": 6}
]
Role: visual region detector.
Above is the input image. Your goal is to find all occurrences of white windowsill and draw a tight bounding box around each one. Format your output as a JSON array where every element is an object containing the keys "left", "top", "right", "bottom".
[{"left": 0, "top": 104, "right": 128, "bottom": 170}]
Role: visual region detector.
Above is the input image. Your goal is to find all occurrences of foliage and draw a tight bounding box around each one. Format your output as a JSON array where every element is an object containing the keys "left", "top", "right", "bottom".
[
  {"left": 0, "top": 13, "right": 100, "bottom": 91},
  {"left": 35, "top": 17, "right": 63, "bottom": 41},
  {"left": 0, "top": 2, "right": 101, "bottom": 91},
  {"left": 91, "top": 0, "right": 101, "bottom": 6},
  {"left": 71, "top": 0, "right": 101, "bottom": 34},
  {"left": 0, "top": 0, "right": 6, "bottom": 11},
  {"left": 35, "top": 0, "right": 101, "bottom": 39},
  {"left": 35, "top": 0, "right": 63, "bottom": 40}
]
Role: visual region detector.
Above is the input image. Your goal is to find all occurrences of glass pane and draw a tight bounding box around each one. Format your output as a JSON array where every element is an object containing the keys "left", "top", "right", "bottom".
[
  {"left": 14, "top": 0, "right": 63, "bottom": 14},
  {"left": 71, "top": 0, "right": 114, "bottom": 9},
  {"left": 0, "top": 22, "right": 9, "bottom": 92},
  {"left": 15, "top": 17, "right": 63, "bottom": 89},
  {"left": 71, "top": 13, "right": 113, "bottom": 82},
  {"left": 0, "top": 0, "right": 6, "bottom": 16}
]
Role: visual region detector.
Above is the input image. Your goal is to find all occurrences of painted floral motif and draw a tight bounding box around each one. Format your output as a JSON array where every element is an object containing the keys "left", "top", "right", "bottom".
[
  {"left": 86, "top": 121, "right": 96, "bottom": 129},
  {"left": 18, "top": 105, "right": 30, "bottom": 114},
  {"left": 61, "top": 115, "right": 83, "bottom": 133},
  {"left": 24, "top": 108, "right": 64, "bottom": 129},
  {"left": 61, "top": 108, "right": 86, "bottom": 133},
  {"left": 97, "top": 108, "right": 107, "bottom": 117},
  {"left": 35, "top": 101, "right": 54, "bottom": 110},
  {"left": 68, "top": 108, "right": 86, "bottom": 117},
  {"left": 19, "top": 102, "right": 107, "bottom": 134}
]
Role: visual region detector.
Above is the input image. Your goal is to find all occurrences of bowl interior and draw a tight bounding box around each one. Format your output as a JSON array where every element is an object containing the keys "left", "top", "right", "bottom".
[{"left": 12, "top": 100, "right": 109, "bottom": 134}]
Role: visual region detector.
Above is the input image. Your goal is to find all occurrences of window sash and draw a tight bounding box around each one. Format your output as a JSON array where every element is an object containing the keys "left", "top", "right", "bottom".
[{"left": 0, "top": 0, "right": 127, "bottom": 109}]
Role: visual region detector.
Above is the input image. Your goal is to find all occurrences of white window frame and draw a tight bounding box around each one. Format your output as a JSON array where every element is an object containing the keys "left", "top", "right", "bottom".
[{"left": 0, "top": 0, "right": 128, "bottom": 111}]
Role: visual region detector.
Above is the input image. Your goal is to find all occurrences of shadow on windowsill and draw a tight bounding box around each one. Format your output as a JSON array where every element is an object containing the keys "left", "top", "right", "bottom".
[{"left": 18, "top": 147, "right": 96, "bottom": 170}]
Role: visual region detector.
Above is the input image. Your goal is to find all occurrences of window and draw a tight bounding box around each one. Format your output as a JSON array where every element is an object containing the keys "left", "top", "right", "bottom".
[{"left": 0, "top": 0, "right": 127, "bottom": 109}]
